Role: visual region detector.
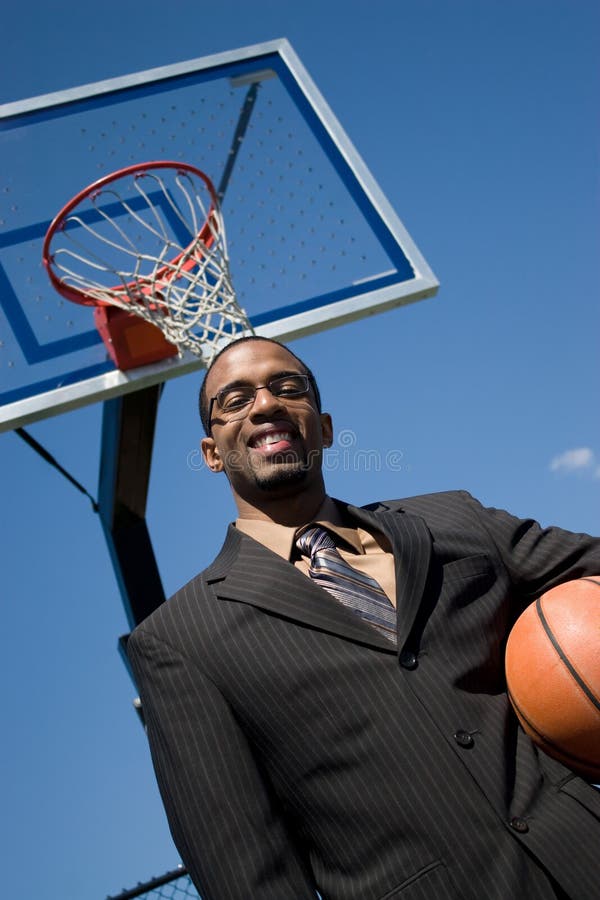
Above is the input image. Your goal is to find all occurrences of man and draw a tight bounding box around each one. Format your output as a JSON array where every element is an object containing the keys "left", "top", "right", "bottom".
[{"left": 128, "top": 336, "right": 600, "bottom": 900}]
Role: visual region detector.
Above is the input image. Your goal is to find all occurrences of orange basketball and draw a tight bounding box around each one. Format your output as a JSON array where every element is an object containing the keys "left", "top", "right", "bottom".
[{"left": 505, "top": 577, "right": 600, "bottom": 780}]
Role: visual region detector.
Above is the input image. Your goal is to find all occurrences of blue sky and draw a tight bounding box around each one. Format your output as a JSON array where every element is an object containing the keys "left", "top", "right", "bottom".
[{"left": 1, "top": 2, "right": 599, "bottom": 898}]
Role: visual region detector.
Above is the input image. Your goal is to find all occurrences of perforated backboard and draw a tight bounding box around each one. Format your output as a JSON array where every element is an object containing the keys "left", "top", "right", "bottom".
[{"left": 0, "top": 39, "right": 438, "bottom": 432}]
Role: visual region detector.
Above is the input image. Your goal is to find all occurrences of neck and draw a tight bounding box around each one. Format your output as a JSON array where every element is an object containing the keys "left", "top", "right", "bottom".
[{"left": 234, "top": 483, "right": 327, "bottom": 527}]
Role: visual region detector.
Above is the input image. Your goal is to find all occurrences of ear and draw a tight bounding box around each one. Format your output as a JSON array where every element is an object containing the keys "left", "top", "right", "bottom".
[
  {"left": 201, "top": 436, "right": 224, "bottom": 473},
  {"left": 320, "top": 413, "right": 333, "bottom": 448}
]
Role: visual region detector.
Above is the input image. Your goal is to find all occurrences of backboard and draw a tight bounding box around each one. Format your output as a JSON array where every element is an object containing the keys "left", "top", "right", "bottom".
[{"left": 0, "top": 39, "right": 438, "bottom": 432}]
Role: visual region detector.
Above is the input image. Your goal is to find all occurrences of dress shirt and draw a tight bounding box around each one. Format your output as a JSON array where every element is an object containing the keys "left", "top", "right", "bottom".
[{"left": 235, "top": 496, "right": 397, "bottom": 606}]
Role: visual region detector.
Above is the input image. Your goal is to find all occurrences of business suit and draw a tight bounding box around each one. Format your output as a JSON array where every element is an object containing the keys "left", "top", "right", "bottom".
[{"left": 128, "top": 491, "right": 600, "bottom": 900}]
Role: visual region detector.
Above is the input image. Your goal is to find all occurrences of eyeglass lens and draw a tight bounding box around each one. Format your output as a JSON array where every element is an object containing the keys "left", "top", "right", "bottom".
[{"left": 216, "top": 374, "right": 310, "bottom": 416}]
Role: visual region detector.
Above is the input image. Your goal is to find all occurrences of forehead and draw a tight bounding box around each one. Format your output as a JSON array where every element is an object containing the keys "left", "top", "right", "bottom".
[{"left": 206, "top": 341, "right": 305, "bottom": 393}]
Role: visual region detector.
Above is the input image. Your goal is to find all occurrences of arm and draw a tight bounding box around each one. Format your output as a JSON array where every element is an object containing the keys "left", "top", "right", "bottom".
[
  {"left": 466, "top": 492, "right": 600, "bottom": 599},
  {"left": 128, "top": 625, "right": 318, "bottom": 900}
]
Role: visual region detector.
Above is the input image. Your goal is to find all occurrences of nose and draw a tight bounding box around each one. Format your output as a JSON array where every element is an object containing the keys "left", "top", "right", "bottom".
[{"left": 249, "top": 384, "right": 285, "bottom": 416}]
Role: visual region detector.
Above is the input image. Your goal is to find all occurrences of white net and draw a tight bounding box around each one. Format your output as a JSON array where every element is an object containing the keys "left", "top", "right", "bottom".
[{"left": 45, "top": 163, "right": 253, "bottom": 357}]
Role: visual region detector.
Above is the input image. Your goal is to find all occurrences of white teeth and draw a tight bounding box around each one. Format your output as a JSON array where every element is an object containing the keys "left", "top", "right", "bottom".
[{"left": 254, "top": 431, "right": 291, "bottom": 448}]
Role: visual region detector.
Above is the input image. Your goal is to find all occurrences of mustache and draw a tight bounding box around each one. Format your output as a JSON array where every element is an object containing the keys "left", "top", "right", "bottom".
[{"left": 220, "top": 447, "right": 326, "bottom": 471}]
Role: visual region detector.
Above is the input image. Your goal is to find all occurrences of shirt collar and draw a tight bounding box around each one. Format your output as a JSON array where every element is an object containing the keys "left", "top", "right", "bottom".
[{"left": 235, "top": 496, "right": 364, "bottom": 561}]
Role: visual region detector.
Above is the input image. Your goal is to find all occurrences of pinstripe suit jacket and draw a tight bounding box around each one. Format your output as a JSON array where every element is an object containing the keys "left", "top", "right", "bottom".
[{"left": 128, "top": 491, "right": 600, "bottom": 900}]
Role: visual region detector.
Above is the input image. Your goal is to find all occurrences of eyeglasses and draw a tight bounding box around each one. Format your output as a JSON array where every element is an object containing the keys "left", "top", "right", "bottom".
[{"left": 208, "top": 373, "right": 312, "bottom": 426}]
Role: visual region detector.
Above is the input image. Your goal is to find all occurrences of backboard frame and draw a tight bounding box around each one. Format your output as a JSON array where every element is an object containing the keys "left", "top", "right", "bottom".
[{"left": 0, "top": 38, "right": 438, "bottom": 433}]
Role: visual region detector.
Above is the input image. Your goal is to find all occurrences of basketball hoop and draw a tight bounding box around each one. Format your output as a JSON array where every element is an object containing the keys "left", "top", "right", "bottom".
[{"left": 42, "top": 161, "right": 253, "bottom": 368}]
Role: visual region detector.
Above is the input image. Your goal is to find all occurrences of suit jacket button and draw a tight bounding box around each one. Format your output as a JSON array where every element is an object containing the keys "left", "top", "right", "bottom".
[
  {"left": 399, "top": 650, "right": 418, "bottom": 669},
  {"left": 454, "top": 730, "right": 475, "bottom": 748},
  {"left": 510, "top": 817, "right": 529, "bottom": 833}
]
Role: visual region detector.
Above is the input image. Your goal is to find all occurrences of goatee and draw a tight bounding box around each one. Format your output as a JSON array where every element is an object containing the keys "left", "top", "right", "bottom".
[{"left": 253, "top": 461, "right": 309, "bottom": 492}]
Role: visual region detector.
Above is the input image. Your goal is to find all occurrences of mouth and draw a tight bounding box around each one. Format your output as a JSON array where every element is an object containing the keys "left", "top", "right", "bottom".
[{"left": 248, "top": 424, "right": 299, "bottom": 457}]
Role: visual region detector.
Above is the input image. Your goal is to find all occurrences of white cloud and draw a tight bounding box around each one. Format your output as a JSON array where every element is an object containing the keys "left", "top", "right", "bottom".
[{"left": 549, "top": 447, "right": 595, "bottom": 474}]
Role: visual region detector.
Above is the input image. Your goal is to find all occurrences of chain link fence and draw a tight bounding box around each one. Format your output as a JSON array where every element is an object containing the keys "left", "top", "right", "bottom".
[{"left": 106, "top": 867, "right": 200, "bottom": 900}]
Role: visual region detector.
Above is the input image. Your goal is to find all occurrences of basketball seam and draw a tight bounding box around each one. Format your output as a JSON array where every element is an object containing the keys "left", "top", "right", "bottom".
[
  {"left": 580, "top": 576, "right": 600, "bottom": 589},
  {"left": 507, "top": 688, "right": 599, "bottom": 769},
  {"left": 535, "top": 596, "right": 600, "bottom": 714}
]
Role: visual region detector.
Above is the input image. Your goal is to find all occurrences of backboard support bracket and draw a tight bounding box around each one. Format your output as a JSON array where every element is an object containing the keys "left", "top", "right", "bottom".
[{"left": 97, "top": 386, "right": 166, "bottom": 636}]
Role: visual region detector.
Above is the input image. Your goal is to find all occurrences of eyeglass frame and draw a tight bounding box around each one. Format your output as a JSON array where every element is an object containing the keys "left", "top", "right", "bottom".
[{"left": 207, "top": 372, "right": 316, "bottom": 429}]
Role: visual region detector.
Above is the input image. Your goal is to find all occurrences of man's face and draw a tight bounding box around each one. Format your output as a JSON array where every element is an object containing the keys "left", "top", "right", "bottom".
[{"left": 201, "top": 341, "right": 333, "bottom": 509}]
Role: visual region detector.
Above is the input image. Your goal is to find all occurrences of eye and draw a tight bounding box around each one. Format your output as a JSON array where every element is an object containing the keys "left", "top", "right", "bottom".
[
  {"left": 271, "top": 375, "right": 308, "bottom": 396},
  {"left": 218, "top": 388, "right": 254, "bottom": 411}
]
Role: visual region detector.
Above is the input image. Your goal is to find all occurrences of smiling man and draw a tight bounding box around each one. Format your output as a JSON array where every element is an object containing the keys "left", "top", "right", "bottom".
[
  {"left": 128, "top": 336, "right": 600, "bottom": 900},
  {"left": 199, "top": 338, "right": 332, "bottom": 522}
]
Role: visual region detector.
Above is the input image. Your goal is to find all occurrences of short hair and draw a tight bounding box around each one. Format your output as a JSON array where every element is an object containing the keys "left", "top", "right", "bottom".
[{"left": 198, "top": 335, "right": 322, "bottom": 435}]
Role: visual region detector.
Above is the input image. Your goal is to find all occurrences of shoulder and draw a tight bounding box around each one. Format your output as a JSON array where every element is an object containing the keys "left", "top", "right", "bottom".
[
  {"left": 361, "top": 490, "right": 538, "bottom": 549},
  {"left": 129, "top": 526, "right": 241, "bottom": 647},
  {"left": 364, "top": 489, "right": 485, "bottom": 519},
  {"left": 362, "top": 489, "right": 565, "bottom": 545},
  {"left": 128, "top": 567, "right": 212, "bottom": 650},
  {"left": 129, "top": 526, "right": 256, "bottom": 652},
  {"left": 363, "top": 490, "right": 600, "bottom": 586}
]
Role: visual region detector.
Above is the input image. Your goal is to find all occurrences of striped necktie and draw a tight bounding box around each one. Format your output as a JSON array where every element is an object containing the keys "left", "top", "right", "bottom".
[{"left": 296, "top": 525, "right": 397, "bottom": 644}]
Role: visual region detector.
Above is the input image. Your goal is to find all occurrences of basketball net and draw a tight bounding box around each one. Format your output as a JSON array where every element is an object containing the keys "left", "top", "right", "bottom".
[{"left": 43, "top": 161, "right": 253, "bottom": 362}]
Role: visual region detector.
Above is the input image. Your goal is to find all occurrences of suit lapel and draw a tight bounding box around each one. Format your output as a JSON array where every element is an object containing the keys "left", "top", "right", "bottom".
[
  {"left": 204, "top": 501, "right": 434, "bottom": 653},
  {"left": 205, "top": 525, "right": 395, "bottom": 652},
  {"left": 345, "top": 502, "right": 433, "bottom": 647}
]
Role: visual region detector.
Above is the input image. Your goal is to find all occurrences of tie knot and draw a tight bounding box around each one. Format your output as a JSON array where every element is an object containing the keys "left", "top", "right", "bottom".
[{"left": 296, "top": 525, "right": 336, "bottom": 559}]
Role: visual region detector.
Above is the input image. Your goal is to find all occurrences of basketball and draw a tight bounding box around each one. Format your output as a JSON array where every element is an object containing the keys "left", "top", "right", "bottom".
[{"left": 505, "top": 577, "right": 600, "bottom": 780}]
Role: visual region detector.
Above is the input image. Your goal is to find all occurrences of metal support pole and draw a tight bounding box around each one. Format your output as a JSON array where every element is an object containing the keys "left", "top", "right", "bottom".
[{"left": 97, "top": 385, "right": 166, "bottom": 669}]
